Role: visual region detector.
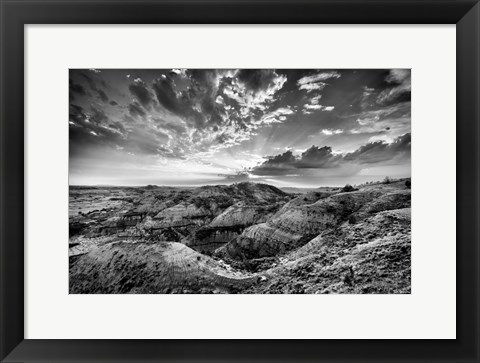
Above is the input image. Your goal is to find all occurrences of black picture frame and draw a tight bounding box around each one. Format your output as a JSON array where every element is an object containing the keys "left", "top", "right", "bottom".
[{"left": 1, "top": 1, "right": 479, "bottom": 362}]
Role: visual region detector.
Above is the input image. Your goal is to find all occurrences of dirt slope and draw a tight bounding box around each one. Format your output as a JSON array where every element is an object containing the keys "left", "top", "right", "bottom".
[
  {"left": 70, "top": 241, "right": 256, "bottom": 294},
  {"left": 69, "top": 180, "right": 411, "bottom": 294}
]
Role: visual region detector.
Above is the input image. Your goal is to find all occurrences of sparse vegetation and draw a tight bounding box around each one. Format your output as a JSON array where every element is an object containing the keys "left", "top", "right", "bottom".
[
  {"left": 341, "top": 184, "right": 357, "bottom": 193},
  {"left": 69, "top": 181, "right": 411, "bottom": 294}
]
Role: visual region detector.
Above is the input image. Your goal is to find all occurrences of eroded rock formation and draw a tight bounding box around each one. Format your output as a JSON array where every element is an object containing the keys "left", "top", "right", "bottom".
[{"left": 69, "top": 180, "right": 411, "bottom": 294}]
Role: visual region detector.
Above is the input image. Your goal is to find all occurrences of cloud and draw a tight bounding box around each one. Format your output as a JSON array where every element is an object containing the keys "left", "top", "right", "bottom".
[
  {"left": 124, "top": 125, "right": 170, "bottom": 155},
  {"left": 237, "top": 69, "right": 286, "bottom": 95},
  {"left": 152, "top": 74, "right": 205, "bottom": 129},
  {"left": 344, "top": 133, "right": 411, "bottom": 164},
  {"left": 170, "top": 68, "right": 187, "bottom": 77},
  {"left": 297, "top": 146, "right": 340, "bottom": 168},
  {"left": 302, "top": 103, "right": 335, "bottom": 114},
  {"left": 69, "top": 80, "right": 86, "bottom": 96},
  {"left": 128, "top": 101, "right": 146, "bottom": 118},
  {"left": 97, "top": 89, "right": 109, "bottom": 102},
  {"left": 90, "top": 104, "right": 109, "bottom": 123},
  {"left": 256, "top": 107, "right": 294, "bottom": 125},
  {"left": 223, "top": 69, "right": 287, "bottom": 114},
  {"left": 309, "top": 95, "right": 322, "bottom": 104},
  {"left": 71, "top": 70, "right": 294, "bottom": 162},
  {"left": 249, "top": 133, "right": 410, "bottom": 176},
  {"left": 297, "top": 71, "right": 341, "bottom": 92},
  {"left": 302, "top": 93, "right": 334, "bottom": 114},
  {"left": 149, "top": 69, "right": 292, "bottom": 158},
  {"left": 70, "top": 69, "right": 410, "bottom": 174},
  {"left": 377, "top": 69, "right": 411, "bottom": 105},
  {"left": 351, "top": 102, "right": 411, "bottom": 139},
  {"left": 299, "top": 82, "right": 328, "bottom": 92},
  {"left": 69, "top": 103, "right": 172, "bottom": 158},
  {"left": 80, "top": 72, "right": 110, "bottom": 103},
  {"left": 304, "top": 104, "right": 324, "bottom": 111},
  {"left": 250, "top": 145, "right": 340, "bottom": 176},
  {"left": 249, "top": 150, "right": 296, "bottom": 176},
  {"left": 152, "top": 75, "right": 182, "bottom": 113},
  {"left": 129, "top": 78, "right": 155, "bottom": 108},
  {"left": 322, "top": 129, "right": 343, "bottom": 135}
]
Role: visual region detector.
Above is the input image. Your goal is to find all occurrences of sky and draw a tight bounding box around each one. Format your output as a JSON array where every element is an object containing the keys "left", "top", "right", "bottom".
[{"left": 69, "top": 69, "right": 411, "bottom": 188}]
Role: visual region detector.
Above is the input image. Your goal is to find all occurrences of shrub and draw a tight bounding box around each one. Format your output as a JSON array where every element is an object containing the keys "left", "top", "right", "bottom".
[
  {"left": 383, "top": 176, "right": 392, "bottom": 184},
  {"left": 342, "top": 184, "right": 355, "bottom": 193},
  {"left": 405, "top": 180, "right": 411, "bottom": 189}
]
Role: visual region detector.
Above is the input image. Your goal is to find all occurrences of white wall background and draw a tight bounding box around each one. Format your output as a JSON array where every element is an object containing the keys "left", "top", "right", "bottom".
[{"left": 25, "top": 25, "right": 456, "bottom": 339}]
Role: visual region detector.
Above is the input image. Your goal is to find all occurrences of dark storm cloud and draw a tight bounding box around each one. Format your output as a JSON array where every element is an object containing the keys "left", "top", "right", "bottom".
[
  {"left": 128, "top": 101, "right": 146, "bottom": 118},
  {"left": 80, "top": 72, "right": 110, "bottom": 103},
  {"left": 97, "top": 89, "right": 109, "bottom": 102},
  {"left": 237, "top": 69, "right": 280, "bottom": 94},
  {"left": 251, "top": 146, "right": 339, "bottom": 176},
  {"left": 152, "top": 73, "right": 216, "bottom": 129},
  {"left": 188, "top": 69, "right": 226, "bottom": 126},
  {"left": 69, "top": 80, "right": 86, "bottom": 95},
  {"left": 129, "top": 78, "right": 155, "bottom": 108},
  {"left": 297, "top": 146, "right": 340, "bottom": 168},
  {"left": 152, "top": 76, "right": 183, "bottom": 115},
  {"left": 344, "top": 133, "right": 411, "bottom": 164},
  {"left": 250, "top": 133, "right": 411, "bottom": 176},
  {"left": 248, "top": 150, "right": 296, "bottom": 176}
]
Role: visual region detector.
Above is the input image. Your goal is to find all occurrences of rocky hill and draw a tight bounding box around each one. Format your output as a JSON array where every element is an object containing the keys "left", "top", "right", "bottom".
[{"left": 69, "top": 180, "right": 411, "bottom": 294}]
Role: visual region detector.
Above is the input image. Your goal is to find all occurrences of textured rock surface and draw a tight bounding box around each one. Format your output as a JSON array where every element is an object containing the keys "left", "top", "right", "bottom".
[
  {"left": 243, "top": 207, "right": 411, "bottom": 294},
  {"left": 209, "top": 203, "right": 278, "bottom": 228},
  {"left": 69, "top": 180, "right": 411, "bottom": 294},
  {"left": 186, "top": 203, "right": 284, "bottom": 253},
  {"left": 69, "top": 241, "right": 256, "bottom": 293},
  {"left": 222, "top": 187, "right": 410, "bottom": 260}
]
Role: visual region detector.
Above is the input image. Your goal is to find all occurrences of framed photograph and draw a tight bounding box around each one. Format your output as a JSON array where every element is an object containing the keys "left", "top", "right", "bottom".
[{"left": 1, "top": 0, "right": 479, "bottom": 362}]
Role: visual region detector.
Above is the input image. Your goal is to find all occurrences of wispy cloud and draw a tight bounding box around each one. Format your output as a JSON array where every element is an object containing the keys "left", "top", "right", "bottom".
[{"left": 297, "top": 71, "right": 341, "bottom": 92}]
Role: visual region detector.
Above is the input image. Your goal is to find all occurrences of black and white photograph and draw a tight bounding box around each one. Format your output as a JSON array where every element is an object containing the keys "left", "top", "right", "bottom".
[{"left": 69, "top": 68, "right": 411, "bottom": 294}]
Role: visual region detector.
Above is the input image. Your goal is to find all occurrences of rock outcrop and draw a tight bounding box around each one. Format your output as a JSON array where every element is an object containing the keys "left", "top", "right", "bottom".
[
  {"left": 69, "top": 241, "right": 256, "bottom": 293},
  {"left": 69, "top": 180, "right": 411, "bottom": 294},
  {"left": 243, "top": 207, "right": 411, "bottom": 294},
  {"left": 221, "top": 188, "right": 411, "bottom": 260},
  {"left": 186, "top": 202, "right": 284, "bottom": 253}
]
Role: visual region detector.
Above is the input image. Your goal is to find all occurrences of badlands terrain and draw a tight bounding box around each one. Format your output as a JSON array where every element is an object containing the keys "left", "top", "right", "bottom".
[{"left": 69, "top": 179, "right": 411, "bottom": 294}]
